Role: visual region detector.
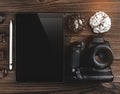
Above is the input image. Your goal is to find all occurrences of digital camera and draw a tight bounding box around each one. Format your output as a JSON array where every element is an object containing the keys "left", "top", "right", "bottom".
[{"left": 65, "top": 35, "right": 114, "bottom": 82}]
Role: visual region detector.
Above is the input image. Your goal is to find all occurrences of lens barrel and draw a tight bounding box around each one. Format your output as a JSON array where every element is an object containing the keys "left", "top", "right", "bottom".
[{"left": 91, "top": 45, "right": 114, "bottom": 69}]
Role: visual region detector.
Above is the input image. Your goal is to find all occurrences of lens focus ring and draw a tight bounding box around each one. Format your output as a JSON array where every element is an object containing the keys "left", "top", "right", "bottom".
[{"left": 91, "top": 45, "right": 114, "bottom": 69}]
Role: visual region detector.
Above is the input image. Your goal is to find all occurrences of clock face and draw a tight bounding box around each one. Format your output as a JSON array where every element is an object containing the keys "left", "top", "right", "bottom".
[{"left": 89, "top": 11, "right": 111, "bottom": 34}]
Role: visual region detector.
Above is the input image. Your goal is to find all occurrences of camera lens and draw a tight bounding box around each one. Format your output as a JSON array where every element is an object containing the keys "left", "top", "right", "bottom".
[
  {"left": 95, "top": 49, "right": 111, "bottom": 64},
  {"left": 92, "top": 46, "right": 114, "bottom": 68}
]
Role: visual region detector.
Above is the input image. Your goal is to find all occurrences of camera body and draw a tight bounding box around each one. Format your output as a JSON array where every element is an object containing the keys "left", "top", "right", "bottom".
[{"left": 65, "top": 35, "right": 114, "bottom": 82}]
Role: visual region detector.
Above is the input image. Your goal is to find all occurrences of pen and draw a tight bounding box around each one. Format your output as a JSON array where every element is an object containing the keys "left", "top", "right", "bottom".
[{"left": 9, "top": 20, "right": 13, "bottom": 70}]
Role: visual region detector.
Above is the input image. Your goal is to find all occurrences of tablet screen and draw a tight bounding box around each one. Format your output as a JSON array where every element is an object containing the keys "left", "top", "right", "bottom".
[{"left": 16, "top": 13, "right": 63, "bottom": 82}]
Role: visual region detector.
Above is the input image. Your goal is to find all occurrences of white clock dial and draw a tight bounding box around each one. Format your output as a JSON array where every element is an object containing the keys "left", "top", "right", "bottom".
[{"left": 89, "top": 11, "right": 111, "bottom": 34}]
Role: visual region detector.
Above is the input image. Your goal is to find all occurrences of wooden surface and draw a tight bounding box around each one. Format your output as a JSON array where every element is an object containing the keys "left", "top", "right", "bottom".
[
  {"left": 0, "top": 0, "right": 119, "bottom": 13},
  {"left": 0, "top": 0, "right": 119, "bottom": 94},
  {"left": 0, "top": 71, "right": 119, "bottom": 94}
]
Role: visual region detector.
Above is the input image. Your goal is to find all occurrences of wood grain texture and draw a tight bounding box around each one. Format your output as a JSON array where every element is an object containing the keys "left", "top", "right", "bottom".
[
  {"left": 0, "top": 0, "right": 119, "bottom": 94},
  {"left": 0, "top": 0, "right": 119, "bottom": 12},
  {"left": 0, "top": 71, "right": 120, "bottom": 94}
]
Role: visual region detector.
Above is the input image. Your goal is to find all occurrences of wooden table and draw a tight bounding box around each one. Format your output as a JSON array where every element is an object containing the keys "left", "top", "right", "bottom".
[
  {"left": 0, "top": 71, "right": 119, "bottom": 94},
  {"left": 0, "top": 0, "right": 120, "bottom": 94}
]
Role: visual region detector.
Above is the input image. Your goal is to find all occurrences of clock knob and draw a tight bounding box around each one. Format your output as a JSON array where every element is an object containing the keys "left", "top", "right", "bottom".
[{"left": 89, "top": 11, "right": 111, "bottom": 34}]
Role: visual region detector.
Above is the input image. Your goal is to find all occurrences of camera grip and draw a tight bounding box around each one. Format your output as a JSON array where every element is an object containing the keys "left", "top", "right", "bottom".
[{"left": 71, "top": 44, "right": 83, "bottom": 80}]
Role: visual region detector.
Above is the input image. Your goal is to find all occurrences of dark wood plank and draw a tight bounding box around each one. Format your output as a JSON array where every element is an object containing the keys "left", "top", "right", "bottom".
[
  {"left": 112, "top": 61, "right": 120, "bottom": 82},
  {"left": 0, "top": 0, "right": 119, "bottom": 12},
  {"left": 0, "top": 71, "right": 120, "bottom": 94},
  {"left": 53, "top": 83, "right": 120, "bottom": 94}
]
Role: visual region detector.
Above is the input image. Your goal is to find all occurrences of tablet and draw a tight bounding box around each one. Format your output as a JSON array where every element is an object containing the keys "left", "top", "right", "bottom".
[{"left": 16, "top": 13, "right": 63, "bottom": 82}]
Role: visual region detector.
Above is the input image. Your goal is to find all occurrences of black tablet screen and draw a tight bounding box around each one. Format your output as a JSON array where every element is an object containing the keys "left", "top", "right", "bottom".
[{"left": 16, "top": 13, "right": 63, "bottom": 82}]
